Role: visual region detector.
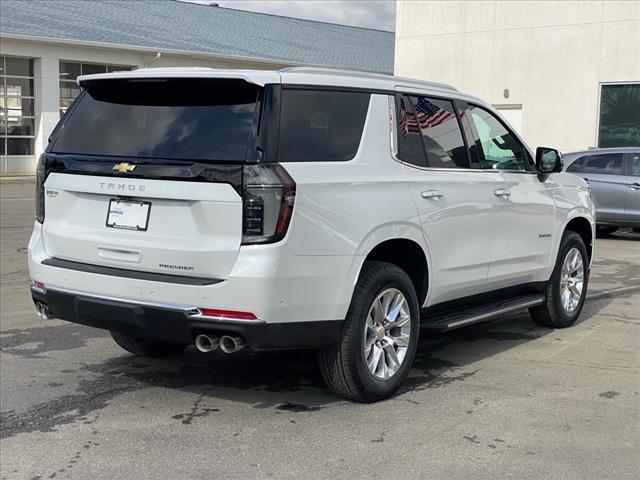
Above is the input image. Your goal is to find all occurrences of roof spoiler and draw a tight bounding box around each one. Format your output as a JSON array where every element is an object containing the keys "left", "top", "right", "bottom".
[{"left": 78, "top": 68, "right": 281, "bottom": 87}]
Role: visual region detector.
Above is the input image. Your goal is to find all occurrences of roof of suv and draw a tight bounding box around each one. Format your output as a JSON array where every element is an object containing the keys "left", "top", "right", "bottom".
[{"left": 77, "top": 66, "right": 465, "bottom": 99}]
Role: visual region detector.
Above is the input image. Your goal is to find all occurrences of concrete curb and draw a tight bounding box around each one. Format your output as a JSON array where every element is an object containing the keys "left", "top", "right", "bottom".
[{"left": 1, "top": 176, "right": 35, "bottom": 183}]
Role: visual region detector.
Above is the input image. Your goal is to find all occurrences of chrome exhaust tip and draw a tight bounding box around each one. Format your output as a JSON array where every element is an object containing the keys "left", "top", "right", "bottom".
[
  {"left": 219, "top": 335, "right": 246, "bottom": 354},
  {"left": 35, "top": 302, "right": 53, "bottom": 320},
  {"left": 194, "top": 334, "right": 219, "bottom": 353}
]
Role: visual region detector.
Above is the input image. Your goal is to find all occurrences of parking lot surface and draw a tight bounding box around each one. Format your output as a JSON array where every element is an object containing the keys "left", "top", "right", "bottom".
[{"left": 1, "top": 178, "right": 639, "bottom": 480}]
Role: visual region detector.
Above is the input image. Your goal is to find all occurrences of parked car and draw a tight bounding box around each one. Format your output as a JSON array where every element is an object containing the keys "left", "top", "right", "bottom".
[
  {"left": 29, "top": 67, "right": 595, "bottom": 402},
  {"left": 600, "top": 126, "right": 640, "bottom": 147},
  {"left": 563, "top": 147, "right": 640, "bottom": 235}
]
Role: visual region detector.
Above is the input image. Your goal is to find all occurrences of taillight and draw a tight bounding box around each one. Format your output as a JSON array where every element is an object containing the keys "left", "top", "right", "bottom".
[
  {"left": 35, "top": 154, "right": 46, "bottom": 223},
  {"left": 242, "top": 164, "right": 296, "bottom": 245}
]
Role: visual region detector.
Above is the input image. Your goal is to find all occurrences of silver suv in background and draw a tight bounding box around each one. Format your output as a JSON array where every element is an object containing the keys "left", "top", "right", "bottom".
[{"left": 564, "top": 148, "right": 640, "bottom": 235}]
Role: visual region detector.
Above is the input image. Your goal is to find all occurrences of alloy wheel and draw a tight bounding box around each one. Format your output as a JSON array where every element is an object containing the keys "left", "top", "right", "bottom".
[
  {"left": 560, "top": 247, "right": 584, "bottom": 313},
  {"left": 363, "top": 288, "right": 412, "bottom": 380}
]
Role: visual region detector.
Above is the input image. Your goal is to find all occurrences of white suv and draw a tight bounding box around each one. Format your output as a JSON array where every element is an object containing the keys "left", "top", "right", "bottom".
[{"left": 29, "top": 67, "right": 595, "bottom": 401}]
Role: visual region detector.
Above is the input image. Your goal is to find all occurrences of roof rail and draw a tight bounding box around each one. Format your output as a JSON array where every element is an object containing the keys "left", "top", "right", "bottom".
[{"left": 279, "top": 66, "right": 458, "bottom": 92}]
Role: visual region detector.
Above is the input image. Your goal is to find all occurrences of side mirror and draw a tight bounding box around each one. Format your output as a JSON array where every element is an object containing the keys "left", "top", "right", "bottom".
[{"left": 536, "top": 147, "right": 563, "bottom": 174}]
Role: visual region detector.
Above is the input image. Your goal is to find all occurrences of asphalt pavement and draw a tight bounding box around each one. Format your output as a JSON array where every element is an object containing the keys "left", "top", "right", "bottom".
[{"left": 1, "top": 178, "right": 639, "bottom": 480}]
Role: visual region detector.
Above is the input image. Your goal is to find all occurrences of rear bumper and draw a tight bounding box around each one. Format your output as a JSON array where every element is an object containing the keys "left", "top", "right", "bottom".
[
  {"left": 31, "top": 285, "right": 342, "bottom": 350},
  {"left": 28, "top": 221, "right": 362, "bottom": 325}
]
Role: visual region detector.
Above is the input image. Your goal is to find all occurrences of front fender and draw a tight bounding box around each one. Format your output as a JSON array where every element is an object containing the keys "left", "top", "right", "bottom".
[{"left": 546, "top": 202, "right": 595, "bottom": 279}]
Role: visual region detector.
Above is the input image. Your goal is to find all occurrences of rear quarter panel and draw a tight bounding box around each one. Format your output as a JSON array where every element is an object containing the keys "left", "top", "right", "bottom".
[{"left": 281, "top": 94, "right": 428, "bottom": 310}]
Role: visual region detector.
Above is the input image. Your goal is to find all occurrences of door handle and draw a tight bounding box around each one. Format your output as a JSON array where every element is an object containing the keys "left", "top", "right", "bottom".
[
  {"left": 630, "top": 183, "right": 640, "bottom": 190},
  {"left": 421, "top": 190, "right": 444, "bottom": 200},
  {"left": 493, "top": 188, "right": 511, "bottom": 198}
]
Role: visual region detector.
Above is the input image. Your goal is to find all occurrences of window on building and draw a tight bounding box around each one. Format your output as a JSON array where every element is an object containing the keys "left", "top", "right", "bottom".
[
  {"left": 59, "top": 61, "right": 133, "bottom": 116},
  {"left": 631, "top": 153, "right": 640, "bottom": 177},
  {"left": 598, "top": 83, "right": 640, "bottom": 148},
  {"left": 0, "top": 56, "right": 35, "bottom": 157}
]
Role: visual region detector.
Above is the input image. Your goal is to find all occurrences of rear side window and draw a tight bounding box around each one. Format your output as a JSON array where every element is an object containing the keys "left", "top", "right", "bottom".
[
  {"left": 396, "top": 95, "right": 469, "bottom": 169},
  {"left": 567, "top": 154, "right": 624, "bottom": 175},
  {"left": 51, "top": 78, "right": 261, "bottom": 162},
  {"left": 278, "top": 89, "right": 370, "bottom": 162}
]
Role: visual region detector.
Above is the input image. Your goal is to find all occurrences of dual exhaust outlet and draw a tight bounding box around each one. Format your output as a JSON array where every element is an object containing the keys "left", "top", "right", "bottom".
[
  {"left": 194, "top": 334, "right": 246, "bottom": 354},
  {"left": 34, "top": 302, "right": 53, "bottom": 320}
]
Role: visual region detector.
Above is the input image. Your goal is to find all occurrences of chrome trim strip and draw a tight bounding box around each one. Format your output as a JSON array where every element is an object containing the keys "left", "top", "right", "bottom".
[
  {"left": 446, "top": 297, "right": 544, "bottom": 329},
  {"left": 187, "top": 313, "right": 266, "bottom": 325},
  {"left": 33, "top": 284, "right": 196, "bottom": 312},
  {"left": 30, "top": 285, "right": 46, "bottom": 295},
  {"left": 31, "top": 284, "right": 267, "bottom": 324}
]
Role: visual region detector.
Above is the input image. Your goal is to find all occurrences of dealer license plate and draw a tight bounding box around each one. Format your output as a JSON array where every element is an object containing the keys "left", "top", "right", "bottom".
[{"left": 106, "top": 199, "right": 151, "bottom": 231}]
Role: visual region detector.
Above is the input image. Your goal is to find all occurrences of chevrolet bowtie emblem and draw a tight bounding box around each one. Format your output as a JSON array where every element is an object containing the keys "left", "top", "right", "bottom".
[{"left": 112, "top": 163, "right": 136, "bottom": 173}]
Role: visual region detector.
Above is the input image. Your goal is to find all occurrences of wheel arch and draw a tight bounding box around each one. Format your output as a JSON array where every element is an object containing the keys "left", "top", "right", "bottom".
[
  {"left": 357, "top": 236, "right": 430, "bottom": 306},
  {"left": 563, "top": 215, "right": 594, "bottom": 264}
]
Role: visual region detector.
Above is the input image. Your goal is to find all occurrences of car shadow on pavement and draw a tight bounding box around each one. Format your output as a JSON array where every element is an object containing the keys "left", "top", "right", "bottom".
[
  {"left": 76, "top": 293, "right": 615, "bottom": 404},
  {"left": 95, "top": 290, "right": 611, "bottom": 409},
  {"left": 600, "top": 229, "right": 640, "bottom": 241},
  {"left": 0, "top": 293, "right": 614, "bottom": 439}
]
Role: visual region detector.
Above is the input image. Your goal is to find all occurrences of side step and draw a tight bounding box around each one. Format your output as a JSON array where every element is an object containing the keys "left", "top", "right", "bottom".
[{"left": 421, "top": 294, "right": 544, "bottom": 331}]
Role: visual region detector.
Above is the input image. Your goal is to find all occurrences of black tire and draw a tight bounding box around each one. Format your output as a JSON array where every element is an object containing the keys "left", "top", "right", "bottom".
[
  {"left": 596, "top": 225, "right": 618, "bottom": 237},
  {"left": 110, "top": 331, "right": 187, "bottom": 357},
  {"left": 318, "top": 261, "right": 420, "bottom": 402},
  {"left": 529, "top": 231, "right": 589, "bottom": 328}
]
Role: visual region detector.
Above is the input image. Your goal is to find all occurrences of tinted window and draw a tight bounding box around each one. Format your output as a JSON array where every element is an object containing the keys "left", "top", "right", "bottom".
[
  {"left": 397, "top": 95, "right": 426, "bottom": 166},
  {"left": 566, "top": 157, "right": 587, "bottom": 173},
  {"left": 468, "top": 105, "right": 533, "bottom": 171},
  {"left": 51, "top": 79, "right": 261, "bottom": 162},
  {"left": 598, "top": 84, "right": 640, "bottom": 147},
  {"left": 278, "top": 89, "right": 370, "bottom": 162},
  {"left": 397, "top": 95, "right": 468, "bottom": 168},
  {"left": 567, "top": 154, "right": 624, "bottom": 175}
]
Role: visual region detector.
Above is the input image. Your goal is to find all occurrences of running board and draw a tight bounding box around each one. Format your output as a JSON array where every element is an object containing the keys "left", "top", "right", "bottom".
[{"left": 421, "top": 294, "right": 544, "bottom": 331}]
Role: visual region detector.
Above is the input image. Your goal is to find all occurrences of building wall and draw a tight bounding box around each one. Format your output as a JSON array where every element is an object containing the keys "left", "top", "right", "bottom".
[
  {"left": 0, "top": 37, "right": 288, "bottom": 175},
  {"left": 394, "top": 0, "right": 640, "bottom": 152}
]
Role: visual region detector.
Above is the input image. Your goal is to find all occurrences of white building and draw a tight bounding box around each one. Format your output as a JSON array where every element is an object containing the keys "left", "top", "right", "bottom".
[
  {"left": 395, "top": 0, "right": 640, "bottom": 153},
  {"left": 0, "top": 0, "right": 393, "bottom": 175}
]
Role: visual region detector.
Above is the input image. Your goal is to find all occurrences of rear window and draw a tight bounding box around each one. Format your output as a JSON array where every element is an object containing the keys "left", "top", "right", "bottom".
[
  {"left": 278, "top": 89, "right": 370, "bottom": 162},
  {"left": 51, "top": 78, "right": 261, "bottom": 162}
]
